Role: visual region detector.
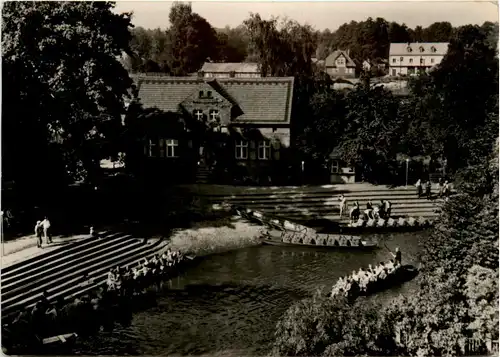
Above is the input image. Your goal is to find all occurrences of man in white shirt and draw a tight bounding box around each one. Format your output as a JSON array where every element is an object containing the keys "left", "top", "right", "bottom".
[{"left": 41, "top": 217, "right": 52, "bottom": 244}]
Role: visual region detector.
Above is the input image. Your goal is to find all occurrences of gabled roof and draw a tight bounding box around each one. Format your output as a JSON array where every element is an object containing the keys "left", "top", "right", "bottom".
[
  {"left": 325, "top": 50, "right": 356, "bottom": 68},
  {"left": 133, "top": 75, "right": 294, "bottom": 125},
  {"left": 200, "top": 62, "right": 260, "bottom": 73},
  {"left": 389, "top": 42, "right": 449, "bottom": 56}
]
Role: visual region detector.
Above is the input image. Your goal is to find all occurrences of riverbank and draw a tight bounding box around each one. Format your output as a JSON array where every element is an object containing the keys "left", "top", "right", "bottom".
[{"left": 167, "top": 215, "right": 263, "bottom": 257}]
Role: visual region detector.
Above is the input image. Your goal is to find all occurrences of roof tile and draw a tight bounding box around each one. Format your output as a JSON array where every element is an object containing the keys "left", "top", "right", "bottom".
[{"left": 133, "top": 76, "right": 294, "bottom": 125}]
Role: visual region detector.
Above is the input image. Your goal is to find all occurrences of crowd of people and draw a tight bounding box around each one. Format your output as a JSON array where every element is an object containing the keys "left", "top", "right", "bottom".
[
  {"left": 4, "top": 248, "right": 188, "bottom": 349},
  {"left": 330, "top": 248, "right": 403, "bottom": 298},
  {"left": 280, "top": 230, "right": 364, "bottom": 247},
  {"left": 343, "top": 197, "right": 392, "bottom": 224}
]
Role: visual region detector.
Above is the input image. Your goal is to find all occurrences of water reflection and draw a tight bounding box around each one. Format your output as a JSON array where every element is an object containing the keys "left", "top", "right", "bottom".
[{"left": 73, "top": 231, "right": 428, "bottom": 355}]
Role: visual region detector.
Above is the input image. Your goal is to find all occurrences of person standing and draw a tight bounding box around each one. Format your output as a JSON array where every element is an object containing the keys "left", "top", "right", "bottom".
[
  {"left": 415, "top": 179, "right": 422, "bottom": 198},
  {"left": 438, "top": 178, "right": 444, "bottom": 198},
  {"left": 34, "top": 221, "right": 43, "bottom": 248},
  {"left": 425, "top": 180, "right": 432, "bottom": 200},
  {"left": 338, "top": 194, "right": 347, "bottom": 219},
  {"left": 391, "top": 247, "right": 402, "bottom": 266},
  {"left": 41, "top": 217, "right": 52, "bottom": 244}
]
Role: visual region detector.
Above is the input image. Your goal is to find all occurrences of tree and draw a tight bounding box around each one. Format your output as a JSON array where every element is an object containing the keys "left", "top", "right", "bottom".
[
  {"left": 167, "top": 2, "right": 218, "bottom": 75},
  {"left": 244, "top": 14, "right": 316, "bottom": 77},
  {"left": 2, "top": 1, "right": 133, "bottom": 194},
  {"left": 422, "top": 21, "right": 454, "bottom": 42}
]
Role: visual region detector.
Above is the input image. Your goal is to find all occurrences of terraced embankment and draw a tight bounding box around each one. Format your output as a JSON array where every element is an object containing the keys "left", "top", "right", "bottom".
[
  {"left": 1, "top": 232, "right": 168, "bottom": 320},
  {"left": 184, "top": 184, "right": 442, "bottom": 225}
]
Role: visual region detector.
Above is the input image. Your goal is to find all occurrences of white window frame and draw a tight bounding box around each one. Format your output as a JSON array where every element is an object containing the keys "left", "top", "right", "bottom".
[
  {"left": 258, "top": 140, "right": 271, "bottom": 160},
  {"left": 331, "top": 161, "right": 340, "bottom": 174},
  {"left": 337, "top": 58, "right": 345, "bottom": 65},
  {"left": 194, "top": 109, "right": 204, "bottom": 121},
  {"left": 166, "top": 139, "right": 179, "bottom": 158},
  {"left": 209, "top": 109, "right": 220, "bottom": 122},
  {"left": 235, "top": 140, "right": 248, "bottom": 159}
]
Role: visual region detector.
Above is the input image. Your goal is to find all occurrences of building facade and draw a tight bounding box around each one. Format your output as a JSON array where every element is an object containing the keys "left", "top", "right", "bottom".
[
  {"left": 324, "top": 50, "right": 356, "bottom": 79},
  {"left": 199, "top": 62, "right": 261, "bottom": 79},
  {"left": 389, "top": 42, "right": 449, "bottom": 76},
  {"left": 130, "top": 75, "right": 294, "bottom": 184}
]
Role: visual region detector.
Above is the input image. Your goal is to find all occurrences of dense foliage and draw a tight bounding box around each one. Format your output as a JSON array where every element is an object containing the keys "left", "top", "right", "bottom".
[
  {"left": 125, "top": 7, "right": 498, "bottom": 74},
  {"left": 270, "top": 24, "right": 499, "bottom": 356},
  {"left": 2, "top": 2, "right": 133, "bottom": 232}
]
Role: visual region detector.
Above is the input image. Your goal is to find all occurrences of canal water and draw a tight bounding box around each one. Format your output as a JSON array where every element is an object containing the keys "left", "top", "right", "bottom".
[{"left": 72, "top": 231, "right": 428, "bottom": 356}]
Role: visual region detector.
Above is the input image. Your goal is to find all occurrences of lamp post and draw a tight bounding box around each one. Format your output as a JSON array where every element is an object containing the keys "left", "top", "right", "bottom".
[
  {"left": 301, "top": 161, "right": 305, "bottom": 185},
  {"left": 405, "top": 158, "right": 410, "bottom": 188}
]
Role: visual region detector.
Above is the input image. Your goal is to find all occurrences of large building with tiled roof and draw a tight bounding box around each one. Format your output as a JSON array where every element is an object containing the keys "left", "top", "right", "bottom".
[
  {"left": 324, "top": 50, "right": 356, "bottom": 79},
  {"left": 130, "top": 74, "right": 295, "bottom": 183},
  {"left": 389, "top": 42, "right": 449, "bottom": 76}
]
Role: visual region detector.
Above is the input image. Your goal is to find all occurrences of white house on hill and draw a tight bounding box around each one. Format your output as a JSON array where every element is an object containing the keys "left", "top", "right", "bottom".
[{"left": 389, "top": 42, "right": 449, "bottom": 76}]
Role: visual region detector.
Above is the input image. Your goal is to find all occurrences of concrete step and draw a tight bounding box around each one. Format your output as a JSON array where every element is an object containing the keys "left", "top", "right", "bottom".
[
  {"left": 223, "top": 199, "right": 439, "bottom": 209},
  {"left": 2, "top": 232, "right": 128, "bottom": 286},
  {"left": 2, "top": 237, "right": 155, "bottom": 315},
  {"left": 2, "top": 237, "right": 141, "bottom": 304},
  {"left": 197, "top": 188, "right": 443, "bottom": 198},
  {"left": 250, "top": 206, "right": 440, "bottom": 216},
  {"left": 1, "top": 233, "right": 109, "bottom": 275},
  {"left": 2, "top": 234, "right": 135, "bottom": 294}
]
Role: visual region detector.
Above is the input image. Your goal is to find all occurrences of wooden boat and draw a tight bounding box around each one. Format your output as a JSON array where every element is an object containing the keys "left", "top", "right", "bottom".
[
  {"left": 234, "top": 206, "right": 432, "bottom": 236},
  {"left": 330, "top": 264, "right": 419, "bottom": 300},
  {"left": 41, "top": 333, "right": 78, "bottom": 345},
  {"left": 260, "top": 229, "right": 378, "bottom": 250}
]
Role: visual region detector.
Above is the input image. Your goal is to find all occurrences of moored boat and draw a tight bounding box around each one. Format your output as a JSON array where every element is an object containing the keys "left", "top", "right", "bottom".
[
  {"left": 260, "top": 229, "right": 378, "bottom": 250},
  {"left": 42, "top": 333, "right": 78, "bottom": 345}
]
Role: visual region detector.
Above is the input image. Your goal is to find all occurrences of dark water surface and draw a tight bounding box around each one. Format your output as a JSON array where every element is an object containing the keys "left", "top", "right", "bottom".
[{"left": 73, "top": 231, "right": 428, "bottom": 355}]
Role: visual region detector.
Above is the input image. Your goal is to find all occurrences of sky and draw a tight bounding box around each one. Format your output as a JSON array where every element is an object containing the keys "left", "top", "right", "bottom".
[{"left": 114, "top": 0, "right": 499, "bottom": 31}]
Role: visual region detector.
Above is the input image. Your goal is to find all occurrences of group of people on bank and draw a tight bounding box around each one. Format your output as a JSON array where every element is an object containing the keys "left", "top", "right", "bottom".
[
  {"left": 5, "top": 248, "right": 186, "bottom": 346},
  {"left": 338, "top": 195, "right": 392, "bottom": 224},
  {"left": 415, "top": 178, "right": 451, "bottom": 199},
  {"left": 330, "top": 248, "right": 402, "bottom": 298}
]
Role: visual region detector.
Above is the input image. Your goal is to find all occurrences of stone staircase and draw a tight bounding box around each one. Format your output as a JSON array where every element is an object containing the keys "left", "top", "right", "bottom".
[
  {"left": 195, "top": 164, "right": 212, "bottom": 184},
  {"left": 1, "top": 231, "right": 168, "bottom": 320},
  {"left": 197, "top": 186, "right": 443, "bottom": 225}
]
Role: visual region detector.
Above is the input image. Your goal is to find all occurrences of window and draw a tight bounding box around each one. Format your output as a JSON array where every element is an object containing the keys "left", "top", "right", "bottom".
[
  {"left": 193, "top": 109, "right": 204, "bottom": 121},
  {"left": 419, "top": 46, "right": 425, "bottom": 53},
  {"left": 331, "top": 161, "right": 340, "bottom": 174},
  {"left": 166, "top": 139, "right": 178, "bottom": 158},
  {"left": 235, "top": 141, "right": 248, "bottom": 159},
  {"left": 420, "top": 58, "right": 425, "bottom": 65},
  {"left": 199, "top": 90, "right": 204, "bottom": 98},
  {"left": 207, "top": 91, "right": 212, "bottom": 98},
  {"left": 431, "top": 46, "right": 437, "bottom": 53},
  {"left": 392, "top": 58, "right": 396, "bottom": 63},
  {"left": 392, "top": 69, "right": 397, "bottom": 76},
  {"left": 258, "top": 141, "right": 271, "bottom": 160},
  {"left": 407, "top": 46, "right": 413, "bottom": 53},
  {"left": 430, "top": 58, "right": 435, "bottom": 64},
  {"left": 209, "top": 109, "right": 220, "bottom": 123},
  {"left": 146, "top": 139, "right": 157, "bottom": 157},
  {"left": 337, "top": 58, "right": 345, "bottom": 65},
  {"left": 409, "top": 58, "right": 413, "bottom": 64}
]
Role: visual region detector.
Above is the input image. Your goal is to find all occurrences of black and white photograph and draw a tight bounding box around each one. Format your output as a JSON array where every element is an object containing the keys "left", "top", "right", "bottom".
[{"left": 1, "top": 0, "right": 499, "bottom": 355}]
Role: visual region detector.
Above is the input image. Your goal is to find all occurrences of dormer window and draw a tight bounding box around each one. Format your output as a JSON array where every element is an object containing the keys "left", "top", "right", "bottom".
[
  {"left": 431, "top": 46, "right": 437, "bottom": 53},
  {"left": 199, "top": 90, "right": 204, "bottom": 98},
  {"left": 198, "top": 90, "right": 213, "bottom": 99},
  {"left": 207, "top": 91, "right": 212, "bottom": 98},
  {"left": 407, "top": 46, "right": 412, "bottom": 53},
  {"left": 419, "top": 46, "right": 425, "bottom": 53}
]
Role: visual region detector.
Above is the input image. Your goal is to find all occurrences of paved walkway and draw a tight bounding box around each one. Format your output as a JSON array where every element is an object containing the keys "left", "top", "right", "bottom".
[{"left": 1, "top": 233, "right": 90, "bottom": 268}]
